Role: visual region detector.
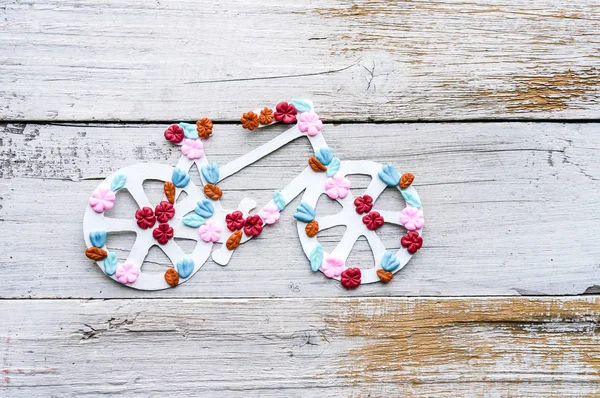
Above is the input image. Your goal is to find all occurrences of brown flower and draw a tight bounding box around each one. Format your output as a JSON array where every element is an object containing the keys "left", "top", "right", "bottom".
[
  {"left": 258, "top": 107, "right": 274, "bottom": 125},
  {"left": 241, "top": 111, "right": 260, "bottom": 131},
  {"left": 196, "top": 118, "right": 213, "bottom": 139}
]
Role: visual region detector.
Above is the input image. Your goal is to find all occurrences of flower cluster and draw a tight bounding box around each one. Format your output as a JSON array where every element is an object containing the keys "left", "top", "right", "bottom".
[{"left": 135, "top": 201, "right": 176, "bottom": 245}]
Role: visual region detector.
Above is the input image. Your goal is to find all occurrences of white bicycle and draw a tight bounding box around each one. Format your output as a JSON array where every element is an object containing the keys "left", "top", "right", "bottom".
[{"left": 83, "top": 100, "right": 424, "bottom": 290}]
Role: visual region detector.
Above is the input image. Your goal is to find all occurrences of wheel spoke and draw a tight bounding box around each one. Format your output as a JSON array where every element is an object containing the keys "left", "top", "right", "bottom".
[
  {"left": 103, "top": 217, "right": 138, "bottom": 233},
  {"left": 317, "top": 212, "right": 347, "bottom": 230},
  {"left": 364, "top": 176, "right": 387, "bottom": 201},
  {"left": 331, "top": 230, "right": 360, "bottom": 263},
  {"left": 158, "top": 240, "right": 187, "bottom": 266},
  {"left": 124, "top": 176, "right": 152, "bottom": 208},
  {"left": 377, "top": 210, "right": 403, "bottom": 226},
  {"left": 126, "top": 236, "right": 152, "bottom": 268},
  {"left": 363, "top": 230, "right": 387, "bottom": 267}
]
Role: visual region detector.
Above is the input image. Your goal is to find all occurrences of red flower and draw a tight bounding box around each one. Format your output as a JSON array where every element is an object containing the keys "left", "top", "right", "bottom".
[
  {"left": 274, "top": 102, "right": 297, "bottom": 124},
  {"left": 164, "top": 124, "right": 184, "bottom": 143},
  {"left": 225, "top": 211, "right": 245, "bottom": 232},
  {"left": 354, "top": 195, "right": 373, "bottom": 214},
  {"left": 153, "top": 223, "right": 174, "bottom": 244},
  {"left": 135, "top": 207, "right": 156, "bottom": 229},
  {"left": 341, "top": 268, "right": 361, "bottom": 289},
  {"left": 155, "top": 201, "right": 175, "bottom": 223},
  {"left": 243, "top": 215, "right": 263, "bottom": 237},
  {"left": 362, "top": 211, "right": 384, "bottom": 231},
  {"left": 401, "top": 231, "right": 423, "bottom": 254}
]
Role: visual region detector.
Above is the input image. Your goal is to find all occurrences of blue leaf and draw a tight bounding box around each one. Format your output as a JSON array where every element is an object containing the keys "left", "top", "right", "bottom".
[
  {"left": 325, "top": 157, "right": 341, "bottom": 177},
  {"left": 381, "top": 251, "right": 401, "bottom": 272},
  {"left": 182, "top": 213, "right": 205, "bottom": 228},
  {"left": 201, "top": 162, "right": 220, "bottom": 185},
  {"left": 401, "top": 188, "right": 422, "bottom": 208},
  {"left": 177, "top": 258, "right": 195, "bottom": 279},
  {"left": 110, "top": 173, "right": 127, "bottom": 191},
  {"left": 194, "top": 200, "right": 214, "bottom": 218},
  {"left": 89, "top": 231, "right": 107, "bottom": 248},
  {"left": 378, "top": 163, "right": 400, "bottom": 186},
  {"left": 178, "top": 122, "right": 198, "bottom": 139},
  {"left": 273, "top": 191, "right": 286, "bottom": 211},
  {"left": 290, "top": 99, "right": 313, "bottom": 113},
  {"left": 315, "top": 147, "right": 333, "bottom": 166},
  {"left": 104, "top": 252, "right": 118, "bottom": 276},
  {"left": 293, "top": 202, "right": 316, "bottom": 222},
  {"left": 172, "top": 168, "right": 190, "bottom": 188},
  {"left": 309, "top": 245, "right": 323, "bottom": 272}
]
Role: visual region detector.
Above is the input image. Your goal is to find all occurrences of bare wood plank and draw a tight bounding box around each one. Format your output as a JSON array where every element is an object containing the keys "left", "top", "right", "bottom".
[
  {"left": 1, "top": 0, "right": 600, "bottom": 121},
  {"left": 1, "top": 297, "right": 600, "bottom": 397},
  {"left": 1, "top": 122, "right": 598, "bottom": 298}
]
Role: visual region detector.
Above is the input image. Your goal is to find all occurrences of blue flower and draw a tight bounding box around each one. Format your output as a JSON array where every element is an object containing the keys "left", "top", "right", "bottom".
[
  {"left": 172, "top": 168, "right": 190, "bottom": 188},
  {"left": 177, "top": 258, "right": 195, "bottom": 279},
  {"left": 89, "top": 231, "right": 107, "bottom": 248},
  {"left": 315, "top": 147, "right": 333, "bottom": 166},
  {"left": 381, "top": 251, "right": 401, "bottom": 272},
  {"left": 194, "top": 200, "right": 214, "bottom": 218},
  {"left": 378, "top": 163, "right": 400, "bottom": 186},
  {"left": 201, "top": 162, "right": 220, "bottom": 185},
  {"left": 293, "top": 202, "right": 316, "bottom": 222},
  {"left": 103, "top": 252, "right": 118, "bottom": 276}
]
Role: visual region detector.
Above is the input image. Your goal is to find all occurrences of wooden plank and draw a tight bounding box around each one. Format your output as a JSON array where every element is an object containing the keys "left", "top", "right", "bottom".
[
  {"left": 1, "top": 122, "right": 599, "bottom": 298},
  {"left": 1, "top": 0, "right": 600, "bottom": 121},
  {"left": 1, "top": 297, "right": 600, "bottom": 396}
]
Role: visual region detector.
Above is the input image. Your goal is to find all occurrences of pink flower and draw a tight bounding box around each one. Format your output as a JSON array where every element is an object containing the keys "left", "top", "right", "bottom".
[
  {"left": 89, "top": 185, "right": 116, "bottom": 213},
  {"left": 324, "top": 175, "right": 351, "bottom": 199},
  {"left": 198, "top": 220, "right": 221, "bottom": 242},
  {"left": 298, "top": 111, "right": 323, "bottom": 136},
  {"left": 400, "top": 206, "right": 424, "bottom": 231},
  {"left": 257, "top": 204, "right": 280, "bottom": 225},
  {"left": 181, "top": 138, "right": 204, "bottom": 160},
  {"left": 115, "top": 263, "right": 140, "bottom": 284},
  {"left": 321, "top": 256, "right": 344, "bottom": 278}
]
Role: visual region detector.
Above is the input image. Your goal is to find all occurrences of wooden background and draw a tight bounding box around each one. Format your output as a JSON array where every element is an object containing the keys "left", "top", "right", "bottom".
[{"left": 1, "top": 0, "right": 599, "bottom": 396}]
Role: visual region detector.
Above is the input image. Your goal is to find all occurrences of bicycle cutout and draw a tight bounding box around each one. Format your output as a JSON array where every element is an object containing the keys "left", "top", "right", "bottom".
[{"left": 83, "top": 100, "right": 424, "bottom": 290}]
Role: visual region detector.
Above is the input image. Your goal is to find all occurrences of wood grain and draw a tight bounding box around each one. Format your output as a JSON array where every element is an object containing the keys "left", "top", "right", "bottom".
[
  {"left": 1, "top": 0, "right": 599, "bottom": 121},
  {"left": 1, "top": 297, "right": 600, "bottom": 397},
  {"left": 1, "top": 122, "right": 598, "bottom": 298}
]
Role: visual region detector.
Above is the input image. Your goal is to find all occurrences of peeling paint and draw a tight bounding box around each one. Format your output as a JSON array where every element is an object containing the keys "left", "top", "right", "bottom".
[{"left": 325, "top": 298, "right": 600, "bottom": 390}]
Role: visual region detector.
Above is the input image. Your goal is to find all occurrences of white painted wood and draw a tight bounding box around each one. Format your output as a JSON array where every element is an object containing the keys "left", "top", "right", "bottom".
[
  {"left": 1, "top": 122, "right": 599, "bottom": 298},
  {"left": 1, "top": 297, "right": 600, "bottom": 397},
  {"left": 1, "top": 0, "right": 600, "bottom": 121}
]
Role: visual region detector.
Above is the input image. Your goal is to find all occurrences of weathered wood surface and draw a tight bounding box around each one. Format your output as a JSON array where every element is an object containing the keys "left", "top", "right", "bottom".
[
  {"left": 2, "top": 0, "right": 600, "bottom": 121},
  {"left": 1, "top": 122, "right": 598, "bottom": 298},
  {"left": 1, "top": 297, "right": 600, "bottom": 397}
]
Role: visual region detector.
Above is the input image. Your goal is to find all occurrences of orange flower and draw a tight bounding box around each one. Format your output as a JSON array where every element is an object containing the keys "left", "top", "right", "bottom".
[
  {"left": 196, "top": 118, "right": 213, "bottom": 139},
  {"left": 258, "top": 107, "right": 274, "bottom": 125},
  {"left": 241, "top": 111, "right": 260, "bottom": 131}
]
